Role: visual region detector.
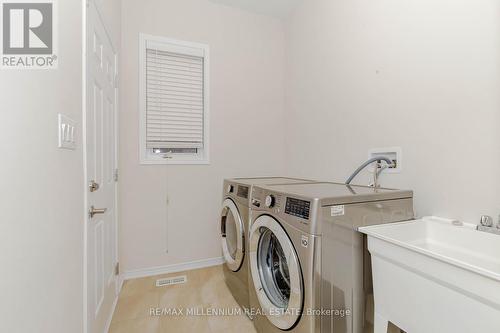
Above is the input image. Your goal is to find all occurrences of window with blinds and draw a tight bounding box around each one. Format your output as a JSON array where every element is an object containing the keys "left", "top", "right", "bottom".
[{"left": 140, "top": 35, "right": 209, "bottom": 164}]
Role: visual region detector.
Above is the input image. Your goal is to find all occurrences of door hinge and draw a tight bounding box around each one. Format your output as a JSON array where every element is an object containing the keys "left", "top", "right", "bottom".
[
  {"left": 115, "top": 262, "right": 120, "bottom": 276},
  {"left": 114, "top": 169, "right": 119, "bottom": 182}
]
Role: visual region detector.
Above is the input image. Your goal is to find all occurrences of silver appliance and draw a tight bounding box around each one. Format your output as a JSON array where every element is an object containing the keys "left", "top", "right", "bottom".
[
  {"left": 248, "top": 182, "right": 414, "bottom": 333},
  {"left": 220, "top": 177, "right": 316, "bottom": 314}
]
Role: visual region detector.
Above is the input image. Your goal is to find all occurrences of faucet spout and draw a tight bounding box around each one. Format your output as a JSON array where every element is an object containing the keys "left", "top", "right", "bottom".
[{"left": 345, "top": 156, "right": 394, "bottom": 186}]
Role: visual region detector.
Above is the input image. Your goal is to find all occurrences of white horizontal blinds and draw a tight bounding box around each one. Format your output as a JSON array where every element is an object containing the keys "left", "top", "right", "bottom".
[{"left": 146, "top": 40, "right": 204, "bottom": 149}]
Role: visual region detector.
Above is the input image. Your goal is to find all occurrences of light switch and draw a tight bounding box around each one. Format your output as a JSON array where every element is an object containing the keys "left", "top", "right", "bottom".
[{"left": 58, "top": 114, "right": 77, "bottom": 150}]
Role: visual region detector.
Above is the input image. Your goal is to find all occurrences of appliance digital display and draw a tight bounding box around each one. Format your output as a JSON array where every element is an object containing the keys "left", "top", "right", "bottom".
[
  {"left": 285, "top": 197, "right": 311, "bottom": 220},
  {"left": 237, "top": 186, "right": 249, "bottom": 199}
]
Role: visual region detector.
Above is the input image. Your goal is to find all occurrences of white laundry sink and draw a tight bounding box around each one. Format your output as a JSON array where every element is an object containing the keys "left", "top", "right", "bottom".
[{"left": 359, "top": 216, "right": 500, "bottom": 333}]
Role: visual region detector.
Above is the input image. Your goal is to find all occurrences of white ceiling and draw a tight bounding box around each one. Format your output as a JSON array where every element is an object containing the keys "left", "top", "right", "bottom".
[{"left": 209, "top": 0, "right": 303, "bottom": 18}]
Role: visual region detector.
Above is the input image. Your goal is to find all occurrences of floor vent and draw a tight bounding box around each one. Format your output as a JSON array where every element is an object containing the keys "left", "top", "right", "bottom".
[{"left": 156, "top": 275, "right": 187, "bottom": 287}]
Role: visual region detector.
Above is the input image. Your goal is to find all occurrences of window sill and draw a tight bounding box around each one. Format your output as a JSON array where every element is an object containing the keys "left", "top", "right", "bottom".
[{"left": 140, "top": 158, "right": 210, "bottom": 165}]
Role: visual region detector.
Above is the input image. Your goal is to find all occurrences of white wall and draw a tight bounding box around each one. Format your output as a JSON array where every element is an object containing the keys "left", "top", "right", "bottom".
[
  {"left": 0, "top": 1, "right": 84, "bottom": 332},
  {"left": 95, "top": 0, "right": 122, "bottom": 51},
  {"left": 284, "top": 0, "right": 500, "bottom": 222},
  {"left": 119, "top": 0, "right": 286, "bottom": 273}
]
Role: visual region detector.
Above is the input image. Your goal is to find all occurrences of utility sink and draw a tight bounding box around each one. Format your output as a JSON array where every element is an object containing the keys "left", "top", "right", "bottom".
[{"left": 359, "top": 216, "right": 500, "bottom": 333}]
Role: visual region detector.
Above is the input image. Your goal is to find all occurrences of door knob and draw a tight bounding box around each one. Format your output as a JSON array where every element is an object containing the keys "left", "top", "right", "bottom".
[
  {"left": 89, "top": 180, "right": 100, "bottom": 192},
  {"left": 89, "top": 206, "right": 107, "bottom": 218}
]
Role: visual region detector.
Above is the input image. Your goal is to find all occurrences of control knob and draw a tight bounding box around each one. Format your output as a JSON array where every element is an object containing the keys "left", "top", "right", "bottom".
[
  {"left": 227, "top": 184, "right": 234, "bottom": 193},
  {"left": 265, "top": 195, "right": 276, "bottom": 208}
]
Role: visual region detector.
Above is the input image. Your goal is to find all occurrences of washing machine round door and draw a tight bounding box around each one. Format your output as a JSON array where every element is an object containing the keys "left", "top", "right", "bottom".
[
  {"left": 249, "top": 215, "right": 303, "bottom": 330},
  {"left": 220, "top": 198, "right": 244, "bottom": 272}
]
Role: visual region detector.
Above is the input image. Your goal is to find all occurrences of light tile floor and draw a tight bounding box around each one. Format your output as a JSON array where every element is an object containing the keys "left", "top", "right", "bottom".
[
  {"left": 109, "top": 265, "right": 256, "bottom": 333},
  {"left": 110, "top": 264, "right": 403, "bottom": 333}
]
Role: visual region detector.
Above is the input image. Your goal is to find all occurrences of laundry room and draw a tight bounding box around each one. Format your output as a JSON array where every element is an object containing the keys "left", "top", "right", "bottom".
[{"left": 2, "top": 0, "right": 499, "bottom": 333}]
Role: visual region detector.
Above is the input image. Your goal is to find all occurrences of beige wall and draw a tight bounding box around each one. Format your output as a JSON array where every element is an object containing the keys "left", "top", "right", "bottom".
[
  {"left": 0, "top": 0, "right": 84, "bottom": 332},
  {"left": 119, "top": 0, "right": 287, "bottom": 272},
  {"left": 284, "top": 0, "right": 500, "bottom": 222}
]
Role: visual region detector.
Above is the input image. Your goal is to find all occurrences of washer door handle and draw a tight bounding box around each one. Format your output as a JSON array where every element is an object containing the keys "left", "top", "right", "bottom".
[{"left": 221, "top": 216, "right": 226, "bottom": 237}]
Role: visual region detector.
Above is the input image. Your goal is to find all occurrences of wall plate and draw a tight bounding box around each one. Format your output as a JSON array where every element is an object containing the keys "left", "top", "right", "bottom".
[
  {"left": 58, "top": 114, "right": 77, "bottom": 150},
  {"left": 368, "top": 147, "right": 402, "bottom": 174}
]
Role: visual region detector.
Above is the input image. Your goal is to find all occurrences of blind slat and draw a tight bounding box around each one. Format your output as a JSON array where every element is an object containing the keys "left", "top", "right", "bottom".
[
  {"left": 147, "top": 110, "right": 203, "bottom": 117},
  {"left": 146, "top": 121, "right": 203, "bottom": 128},
  {"left": 147, "top": 135, "right": 203, "bottom": 139},
  {"left": 147, "top": 141, "right": 203, "bottom": 149},
  {"left": 148, "top": 134, "right": 203, "bottom": 139},
  {"left": 145, "top": 53, "right": 203, "bottom": 66},
  {"left": 145, "top": 57, "right": 203, "bottom": 70},
  {"left": 146, "top": 77, "right": 202, "bottom": 89},
  {"left": 147, "top": 93, "right": 203, "bottom": 102},
  {"left": 147, "top": 105, "right": 203, "bottom": 110},
  {"left": 146, "top": 48, "right": 203, "bottom": 58},
  {"left": 147, "top": 97, "right": 203, "bottom": 104},
  {"left": 147, "top": 103, "right": 203, "bottom": 109},
  {"left": 148, "top": 130, "right": 202, "bottom": 135},
  {"left": 147, "top": 64, "right": 202, "bottom": 74},
  {"left": 147, "top": 71, "right": 203, "bottom": 83},
  {"left": 147, "top": 122, "right": 203, "bottom": 128},
  {"left": 147, "top": 87, "right": 202, "bottom": 97},
  {"left": 147, "top": 68, "right": 203, "bottom": 80},
  {"left": 147, "top": 116, "right": 202, "bottom": 123}
]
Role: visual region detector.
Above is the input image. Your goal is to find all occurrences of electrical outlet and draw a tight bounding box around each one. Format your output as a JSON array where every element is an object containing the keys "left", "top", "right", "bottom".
[
  {"left": 58, "top": 114, "right": 77, "bottom": 150},
  {"left": 369, "top": 147, "right": 402, "bottom": 173}
]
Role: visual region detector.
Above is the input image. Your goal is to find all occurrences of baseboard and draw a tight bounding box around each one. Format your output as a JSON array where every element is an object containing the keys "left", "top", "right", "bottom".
[
  {"left": 117, "top": 276, "right": 124, "bottom": 293},
  {"left": 121, "top": 257, "right": 224, "bottom": 281}
]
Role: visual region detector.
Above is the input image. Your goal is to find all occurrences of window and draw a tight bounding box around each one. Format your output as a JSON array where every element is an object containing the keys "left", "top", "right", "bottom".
[{"left": 139, "top": 34, "right": 209, "bottom": 164}]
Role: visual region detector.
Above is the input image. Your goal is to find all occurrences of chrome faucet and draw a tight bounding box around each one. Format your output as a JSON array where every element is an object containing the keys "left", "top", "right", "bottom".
[
  {"left": 480, "top": 215, "right": 493, "bottom": 227},
  {"left": 477, "top": 215, "right": 500, "bottom": 235},
  {"left": 346, "top": 156, "right": 394, "bottom": 188}
]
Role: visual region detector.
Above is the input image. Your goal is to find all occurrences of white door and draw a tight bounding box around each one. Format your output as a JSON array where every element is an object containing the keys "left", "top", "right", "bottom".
[{"left": 85, "top": 2, "right": 118, "bottom": 333}]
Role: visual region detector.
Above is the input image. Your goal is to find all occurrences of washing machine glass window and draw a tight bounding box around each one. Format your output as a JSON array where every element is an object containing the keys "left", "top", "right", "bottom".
[
  {"left": 258, "top": 228, "right": 291, "bottom": 308},
  {"left": 220, "top": 199, "right": 244, "bottom": 272},
  {"left": 225, "top": 210, "right": 238, "bottom": 259},
  {"left": 250, "top": 215, "right": 303, "bottom": 330}
]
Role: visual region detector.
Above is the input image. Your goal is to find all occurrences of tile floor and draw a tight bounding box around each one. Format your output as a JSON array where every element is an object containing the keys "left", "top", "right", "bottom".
[
  {"left": 110, "top": 264, "right": 403, "bottom": 333},
  {"left": 109, "top": 265, "right": 256, "bottom": 333}
]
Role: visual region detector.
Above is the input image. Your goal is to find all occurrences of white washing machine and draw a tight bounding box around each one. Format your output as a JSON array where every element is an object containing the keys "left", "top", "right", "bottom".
[
  {"left": 220, "top": 177, "right": 316, "bottom": 315},
  {"left": 248, "top": 182, "right": 414, "bottom": 333}
]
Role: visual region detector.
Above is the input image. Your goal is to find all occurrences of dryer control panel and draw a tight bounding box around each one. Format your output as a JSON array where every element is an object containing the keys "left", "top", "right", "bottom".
[
  {"left": 285, "top": 197, "right": 311, "bottom": 220},
  {"left": 250, "top": 185, "right": 321, "bottom": 235},
  {"left": 237, "top": 185, "right": 249, "bottom": 199},
  {"left": 252, "top": 187, "right": 311, "bottom": 223},
  {"left": 251, "top": 189, "right": 283, "bottom": 213}
]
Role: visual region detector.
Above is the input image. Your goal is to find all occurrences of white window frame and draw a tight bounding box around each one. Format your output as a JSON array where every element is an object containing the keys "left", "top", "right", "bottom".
[{"left": 139, "top": 33, "right": 210, "bottom": 165}]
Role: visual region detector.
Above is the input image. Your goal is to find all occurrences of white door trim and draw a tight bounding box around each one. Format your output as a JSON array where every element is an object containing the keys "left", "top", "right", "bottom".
[{"left": 82, "top": 0, "right": 88, "bottom": 330}]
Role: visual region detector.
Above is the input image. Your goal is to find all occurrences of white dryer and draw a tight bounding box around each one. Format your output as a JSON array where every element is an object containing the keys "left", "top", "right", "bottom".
[{"left": 220, "top": 177, "right": 315, "bottom": 315}]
